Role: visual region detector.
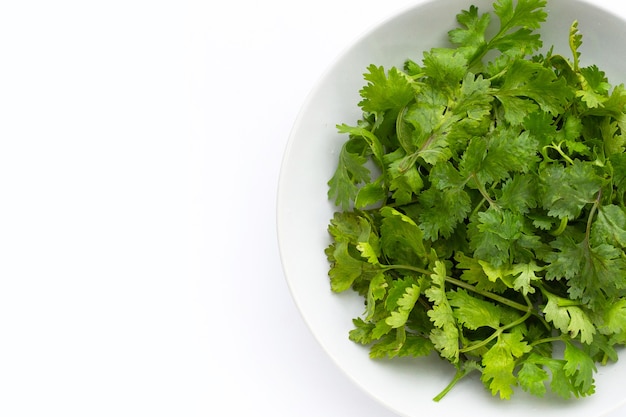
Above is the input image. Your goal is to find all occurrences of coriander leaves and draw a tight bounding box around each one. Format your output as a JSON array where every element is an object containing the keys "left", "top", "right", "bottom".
[{"left": 325, "top": 0, "right": 626, "bottom": 401}]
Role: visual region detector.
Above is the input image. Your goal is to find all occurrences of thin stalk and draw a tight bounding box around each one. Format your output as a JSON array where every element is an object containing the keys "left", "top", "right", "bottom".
[
  {"left": 445, "top": 276, "right": 530, "bottom": 313},
  {"left": 433, "top": 367, "right": 475, "bottom": 402},
  {"left": 550, "top": 216, "right": 569, "bottom": 236},
  {"left": 523, "top": 293, "right": 551, "bottom": 331},
  {"left": 470, "top": 197, "right": 487, "bottom": 219},
  {"left": 471, "top": 173, "right": 498, "bottom": 208},
  {"left": 546, "top": 142, "right": 574, "bottom": 165},
  {"left": 585, "top": 189, "right": 602, "bottom": 242},
  {"left": 382, "top": 264, "right": 531, "bottom": 313},
  {"left": 460, "top": 309, "right": 532, "bottom": 353},
  {"left": 529, "top": 336, "right": 565, "bottom": 347}
]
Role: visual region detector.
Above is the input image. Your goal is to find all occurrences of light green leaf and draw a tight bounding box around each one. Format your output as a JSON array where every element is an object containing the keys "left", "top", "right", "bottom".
[
  {"left": 448, "top": 289, "right": 502, "bottom": 329},
  {"left": 365, "top": 272, "right": 387, "bottom": 320},
  {"left": 481, "top": 328, "right": 531, "bottom": 399},
  {"left": 386, "top": 282, "right": 422, "bottom": 328},
  {"left": 542, "top": 291, "right": 595, "bottom": 344},
  {"left": 509, "top": 261, "right": 543, "bottom": 295},
  {"left": 425, "top": 261, "right": 460, "bottom": 363}
]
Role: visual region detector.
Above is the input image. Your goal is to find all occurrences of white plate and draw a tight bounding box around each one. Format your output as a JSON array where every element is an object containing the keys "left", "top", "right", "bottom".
[{"left": 277, "top": 1, "right": 626, "bottom": 416}]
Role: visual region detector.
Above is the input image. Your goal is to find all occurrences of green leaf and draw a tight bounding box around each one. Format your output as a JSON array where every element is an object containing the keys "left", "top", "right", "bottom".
[
  {"left": 576, "top": 65, "right": 611, "bottom": 109},
  {"left": 478, "top": 260, "right": 515, "bottom": 289},
  {"left": 369, "top": 330, "right": 434, "bottom": 359},
  {"left": 563, "top": 341, "right": 596, "bottom": 395},
  {"left": 402, "top": 83, "right": 455, "bottom": 164},
  {"left": 398, "top": 334, "right": 434, "bottom": 357},
  {"left": 328, "top": 240, "right": 364, "bottom": 292},
  {"left": 599, "top": 117, "right": 624, "bottom": 156},
  {"left": 429, "top": 161, "right": 466, "bottom": 190},
  {"left": 380, "top": 206, "right": 427, "bottom": 266},
  {"left": 418, "top": 186, "right": 471, "bottom": 241},
  {"left": 470, "top": 207, "right": 525, "bottom": 267},
  {"left": 542, "top": 291, "right": 595, "bottom": 344},
  {"left": 546, "top": 231, "right": 626, "bottom": 309},
  {"left": 580, "top": 66, "right": 610, "bottom": 95},
  {"left": 610, "top": 152, "right": 626, "bottom": 198},
  {"left": 600, "top": 299, "right": 626, "bottom": 343},
  {"left": 548, "top": 361, "right": 576, "bottom": 399},
  {"left": 460, "top": 127, "right": 539, "bottom": 186},
  {"left": 448, "top": 288, "right": 502, "bottom": 330},
  {"left": 422, "top": 48, "right": 468, "bottom": 86},
  {"left": 327, "top": 139, "right": 370, "bottom": 210},
  {"left": 518, "top": 358, "right": 549, "bottom": 397},
  {"left": 417, "top": 161, "right": 473, "bottom": 241},
  {"left": 585, "top": 84, "right": 626, "bottom": 126},
  {"left": 490, "top": 0, "right": 547, "bottom": 57},
  {"left": 496, "top": 95, "right": 539, "bottom": 125},
  {"left": 574, "top": 243, "right": 626, "bottom": 309},
  {"left": 497, "top": 174, "right": 538, "bottom": 214},
  {"left": 336, "top": 123, "right": 385, "bottom": 166},
  {"left": 555, "top": 115, "right": 590, "bottom": 158},
  {"left": 495, "top": 59, "right": 573, "bottom": 124},
  {"left": 455, "top": 252, "right": 511, "bottom": 293},
  {"left": 539, "top": 161, "right": 603, "bottom": 219},
  {"left": 359, "top": 65, "right": 416, "bottom": 115},
  {"left": 509, "top": 261, "right": 543, "bottom": 295},
  {"left": 385, "top": 276, "right": 420, "bottom": 312},
  {"left": 591, "top": 204, "right": 626, "bottom": 248},
  {"left": 349, "top": 317, "right": 376, "bottom": 344},
  {"left": 425, "top": 261, "right": 460, "bottom": 363},
  {"left": 327, "top": 211, "right": 372, "bottom": 245},
  {"left": 462, "top": 0, "right": 547, "bottom": 69},
  {"left": 403, "top": 59, "right": 422, "bottom": 77},
  {"left": 356, "top": 241, "right": 380, "bottom": 266},
  {"left": 355, "top": 178, "right": 386, "bottom": 209},
  {"left": 386, "top": 282, "right": 422, "bottom": 328},
  {"left": 493, "top": 0, "right": 547, "bottom": 32},
  {"left": 522, "top": 110, "right": 558, "bottom": 147},
  {"left": 385, "top": 149, "right": 424, "bottom": 205},
  {"left": 481, "top": 328, "right": 531, "bottom": 399},
  {"left": 327, "top": 212, "right": 382, "bottom": 293},
  {"left": 365, "top": 272, "right": 387, "bottom": 320},
  {"left": 544, "top": 234, "right": 583, "bottom": 281},
  {"left": 369, "top": 331, "right": 403, "bottom": 359},
  {"left": 448, "top": 5, "right": 490, "bottom": 51},
  {"left": 371, "top": 317, "right": 393, "bottom": 340},
  {"left": 455, "top": 72, "right": 494, "bottom": 119}
]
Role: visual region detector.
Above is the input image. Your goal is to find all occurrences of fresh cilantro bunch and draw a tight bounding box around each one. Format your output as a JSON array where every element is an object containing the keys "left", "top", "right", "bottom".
[{"left": 325, "top": 0, "right": 626, "bottom": 401}]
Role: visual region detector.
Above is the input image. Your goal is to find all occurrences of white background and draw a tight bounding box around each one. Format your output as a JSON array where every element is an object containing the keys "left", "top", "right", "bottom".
[{"left": 0, "top": 1, "right": 624, "bottom": 416}]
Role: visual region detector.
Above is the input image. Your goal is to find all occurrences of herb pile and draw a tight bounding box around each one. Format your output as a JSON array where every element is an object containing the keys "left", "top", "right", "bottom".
[{"left": 325, "top": 0, "right": 626, "bottom": 401}]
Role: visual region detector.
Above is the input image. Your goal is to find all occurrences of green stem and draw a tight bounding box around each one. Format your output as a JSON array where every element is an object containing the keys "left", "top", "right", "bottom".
[
  {"left": 460, "top": 309, "right": 532, "bottom": 353},
  {"left": 585, "top": 189, "right": 602, "bottom": 242},
  {"left": 522, "top": 293, "right": 551, "bottom": 331},
  {"left": 530, "top": 336, "right": 565, "bottom": 347},
  {"left": 445, "top": 276, "right": 529, "bottom": 313},
  {"left": 471, "top": 173, "right": 498, "bottom": 208},
  {"left": 486, "top": 68, "right": 508, "bottom": 82},
  {"left": 536, "top": 282, "right": 577, "bottom": 308},
  {"left": 382, "top": 264, "right": 531, "bottom": 313},
  {"left": 547, "top": 142, "right": 575, "bottom": 165},
  {"left": 433, "top": 367, "right": 473, "bottom": 402},
  {"left": 467, "top": 15, "right": 531, "bottom": 71},
  {"left": 550, "top": 216, "right": 569, "bottom": 236},
  {"left": 470, "top": 197, "right": 487, "bottom": 219},
  {"left": 398, "top": 151, "right": 421, "bottom": 174},
  {"left": 557, "top": 298, "right": 582, "bottom": 308}
]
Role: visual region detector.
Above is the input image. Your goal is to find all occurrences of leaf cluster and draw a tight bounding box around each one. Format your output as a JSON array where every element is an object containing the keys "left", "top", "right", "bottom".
[{"left": 326, "top": 0, "right": 626, "bottom": 401}]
